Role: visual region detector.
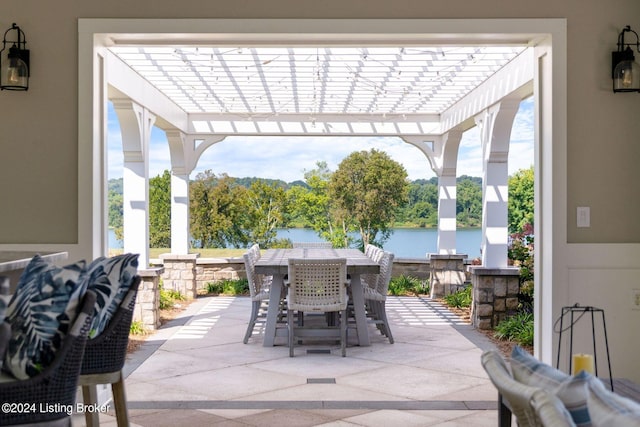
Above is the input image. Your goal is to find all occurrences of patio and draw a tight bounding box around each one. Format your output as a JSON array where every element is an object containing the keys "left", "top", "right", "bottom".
[{"left": 73, "top": 294, "right": 502, "bottom": 426}]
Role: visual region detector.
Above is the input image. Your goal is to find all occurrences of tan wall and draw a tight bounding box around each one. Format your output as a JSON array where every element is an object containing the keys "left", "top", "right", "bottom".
[
  {"left": 0, "top": 1, "right": 639, "bottom": 245},
  {"left": 1, "top": 0, "right": 640, "bottom": 380}
]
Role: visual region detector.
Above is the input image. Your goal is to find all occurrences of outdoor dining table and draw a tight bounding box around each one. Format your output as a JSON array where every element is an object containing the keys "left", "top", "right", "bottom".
[{"left": 254, "top": 247, "right": 380, "bottom": 347}]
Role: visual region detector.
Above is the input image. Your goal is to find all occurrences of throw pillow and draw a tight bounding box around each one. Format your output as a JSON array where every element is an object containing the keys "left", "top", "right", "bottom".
[
  {"left": 511, "top": 345, "right": 592, "bottom": 426},
  {"left": 586, "top": 374, "right": 640, "bottom": 427},
  {"left": 84, "top": 253, "right": 139, "bottom": 338},
  {"left": 3, "top": 255, "right": 87, "bottom": 379}
]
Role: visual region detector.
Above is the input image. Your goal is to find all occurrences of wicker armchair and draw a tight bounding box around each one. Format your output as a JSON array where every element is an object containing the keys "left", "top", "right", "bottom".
[
  {"left": 286, "top": 257, "right": 349, "bottom": 357},
  {"left": 0, "top": 290, "right": 97, "bottom": 427},
  {"left": 481, "top": 350, "right": 576, "bottom": 427},
  {"left": 78, "top": 275, "right": 141, "bottom": 427}
]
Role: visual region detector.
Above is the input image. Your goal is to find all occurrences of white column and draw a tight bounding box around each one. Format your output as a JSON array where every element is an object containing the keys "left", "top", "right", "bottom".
[
  {"left": 437, "top": 173, "right": 457, "bottom": 254},
  {"left": 171, "top": 172, "right": 190, "bottom": 254},
  {"left": 476, "top": 98, "right": 520, "bottom": 268},
  {"left": 403, "top": 130, "right": 462, "bottom": 257},
  {"left": 113, "top": 99, "right": 156, "bottom": 268},
  {"left": 481, "top": 159, "right": 509, "bottom": 267},
  {"left": 166, "top": 130, "right": 197, "bottom": 255}
]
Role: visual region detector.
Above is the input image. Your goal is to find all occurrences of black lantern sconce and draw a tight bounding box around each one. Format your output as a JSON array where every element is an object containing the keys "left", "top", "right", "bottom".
[
  {"left": 612, "top": 25, "right": 640, "bottom": 93},
  {"left": 0, "top": 23, "right": 29, "bottom": 91}
]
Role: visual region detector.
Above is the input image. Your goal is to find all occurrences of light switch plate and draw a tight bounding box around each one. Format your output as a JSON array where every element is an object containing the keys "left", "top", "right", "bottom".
[{"left": 577, "top": 207, "right": 590, "bottom": 228}]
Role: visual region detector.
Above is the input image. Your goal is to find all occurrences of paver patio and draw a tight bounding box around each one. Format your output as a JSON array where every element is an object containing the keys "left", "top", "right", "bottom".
[{"left": 73, "top": 295, "right": 502, "bottom": 426}]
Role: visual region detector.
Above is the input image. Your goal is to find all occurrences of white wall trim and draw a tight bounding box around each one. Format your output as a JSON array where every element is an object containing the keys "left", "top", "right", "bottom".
[{"left": 78, "top": 18, "right": 568, "bottom": 362}]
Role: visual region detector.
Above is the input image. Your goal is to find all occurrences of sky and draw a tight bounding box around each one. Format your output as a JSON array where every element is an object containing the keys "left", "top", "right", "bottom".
[{"left": 107, "top": 97, "right": 534, "bottom": 182}]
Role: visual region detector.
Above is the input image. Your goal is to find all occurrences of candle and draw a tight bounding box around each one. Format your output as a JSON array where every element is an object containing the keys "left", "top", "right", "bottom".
[{"left": 572, "top": 353, "right": 595, "bottom": 375}]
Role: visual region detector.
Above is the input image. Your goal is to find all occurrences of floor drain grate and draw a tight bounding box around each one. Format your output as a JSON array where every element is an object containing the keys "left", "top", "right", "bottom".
[
  {"left": 307, "top": 378, "right": 336, "bottom": 384},
  {"left": 306, "top": 349, "right": 331, "bottom": 354}
]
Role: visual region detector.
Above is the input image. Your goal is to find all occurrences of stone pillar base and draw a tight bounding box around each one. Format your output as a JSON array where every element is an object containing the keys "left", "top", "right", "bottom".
[
  {"left": 468, "top": 266, "right": 520, "bottom": 330},
  {"left": 429, "top": 254, "right": 468, "bottom": 298},
  {"left": 160, "top": 253, "right": 199, "bottom": 299},
  {"left": 135, "top": 267, "right": 164, "bottom": 331}
]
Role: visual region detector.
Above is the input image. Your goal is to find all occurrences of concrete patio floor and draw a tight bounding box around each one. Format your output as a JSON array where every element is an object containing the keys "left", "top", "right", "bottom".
[{"left": 73, "top": 295, "right": 502, "bottom": 426}]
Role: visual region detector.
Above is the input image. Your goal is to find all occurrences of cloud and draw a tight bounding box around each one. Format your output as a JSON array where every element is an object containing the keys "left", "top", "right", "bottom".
[
  {"left": 107, "top": 98, "right": 534, "bottom": 181},
  {"left": 190, "top": 135, "right": 438, "bottom": 182}
]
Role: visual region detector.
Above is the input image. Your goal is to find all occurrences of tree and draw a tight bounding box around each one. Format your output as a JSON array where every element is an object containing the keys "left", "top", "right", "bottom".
[
  {"left": 286, "top": 161, "right": 351, "bottom": 247},
  {"left": 108, "top": 178, "right": 124, "bottom": 241},
  {"left": 189, "top": 171, "right": 249, "bottom": 248},
  {"left": 245, "top": 180, "right": 287, "bottom": 246},
  {"left": 329, "top": 149, "right": 409, "bottom": 247},
  {"left": 149, "top": 170, "right": 172, "bottom": 248},
  {"left": 456, "top": 177, "right": 482, "bottom": 227},
  {"left": 108, "top": 188, "right": 124, "bottom": 241},
  {"left": 508, "top": 166, "right": 534, "bottom": 234},
  {"left": 399, "top": 181, "right": 439, "bottom": 227}
]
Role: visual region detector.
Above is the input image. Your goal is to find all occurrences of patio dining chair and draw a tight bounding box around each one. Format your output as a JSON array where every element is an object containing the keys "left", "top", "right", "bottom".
[
  {"left": 242, "top": 244, "right": 276, "bottom": 343},
  {"left": 78, "top": 275, "right": 141, "bottom": 427},
  {"left": 364, "top": 243, "right": 383, "bottom": 261},
  {"left": 286, "top": 257, "right": 349, "bottom": 357},
  {"left": 362, "top": 250, "right": 395, "bottom": 344}
]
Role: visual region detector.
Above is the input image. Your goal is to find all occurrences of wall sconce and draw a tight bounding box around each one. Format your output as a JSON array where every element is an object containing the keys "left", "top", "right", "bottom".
[
  {"left": 0, "top": 23, "right": 29, "bottom": 91},
  {"left": 612, "top": 25, "right": 640, "bottom": 93}
]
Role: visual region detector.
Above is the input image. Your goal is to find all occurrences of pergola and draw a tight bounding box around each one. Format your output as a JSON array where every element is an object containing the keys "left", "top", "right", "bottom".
[{"left": 104, "top": 38, "right": 533, "bottom": 269}]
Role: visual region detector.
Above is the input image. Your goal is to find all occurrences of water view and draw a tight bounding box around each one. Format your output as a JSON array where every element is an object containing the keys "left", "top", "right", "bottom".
[{"left": 109, "top": 227, "right": 482, "bottom": 259}]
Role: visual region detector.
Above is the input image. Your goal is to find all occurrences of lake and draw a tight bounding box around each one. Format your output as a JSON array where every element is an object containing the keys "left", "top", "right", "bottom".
[{"left": 109, "top": 227, "right": 482, "bottom": 259}]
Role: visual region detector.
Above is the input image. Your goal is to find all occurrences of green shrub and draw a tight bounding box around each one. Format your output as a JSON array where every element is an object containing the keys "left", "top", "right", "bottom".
[
  {"left": 206, "top": 278, "right": 249, "bottom": 295},
  {"left": 159, "top": 286, "right": 185, "bottom": 310},
  {"left": 388, "top": 275, "right": 428, "bottom": 296},
  {"left": 443, "top": 285, "right": 472, "bottom": 308},
  {"left": 129, "top": 320, "right": 148, "bottom": 336},
  {"left": 494, "top": 311, "right": 534, "bottom": 346},
  {"left": 206, "top": 281, "right": 224, "bottom": 294},
  {"left": 223, "top": 278, "right": 249, "bottom": 295}
]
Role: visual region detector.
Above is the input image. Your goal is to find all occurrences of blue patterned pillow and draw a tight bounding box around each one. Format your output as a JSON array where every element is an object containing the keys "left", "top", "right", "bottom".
[
  {"left": 510, "top": 345, "right": 592, "bottom": 426},
  {"left": 3, "top": 255, "right": 87, "bottom": 379},
  {"left": 84, "top": 253, "right": 139, "bottom": 338},
  {"left": 586, "top": 374, "right": 640, "bottom": 426}
]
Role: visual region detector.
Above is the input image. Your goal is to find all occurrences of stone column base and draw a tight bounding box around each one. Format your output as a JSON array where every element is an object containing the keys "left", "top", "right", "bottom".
[
  {"left": 135, "top": 267, "right": 164, "bottom": 331},
  {"left": 429, "top": 254, "right": 468, "bottom": 298},
  {"left": 160, "top": 253, "right": 199, "bottom": 299},
  {"left": 468, "top": 266, "right": 520, "bottom": 330}
]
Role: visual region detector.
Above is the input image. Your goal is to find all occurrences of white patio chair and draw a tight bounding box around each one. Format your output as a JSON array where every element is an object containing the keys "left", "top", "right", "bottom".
[
  {"left": 362, "top": 250, "right": 395, "bottom": 343},
  {"left": 286, "top": 257, "right": 349, "bottom": 357},
  {"left": 292, "top": 242, "right": 333, "bottom": 248},
  {"left": 242, "top": 244, "right": 273, "bottom": 344}
]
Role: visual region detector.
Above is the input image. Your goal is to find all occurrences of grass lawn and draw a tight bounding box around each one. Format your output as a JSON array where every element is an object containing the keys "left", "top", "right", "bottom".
[{"left": 109, "top": 248, "right": 247, "bottom": 258}]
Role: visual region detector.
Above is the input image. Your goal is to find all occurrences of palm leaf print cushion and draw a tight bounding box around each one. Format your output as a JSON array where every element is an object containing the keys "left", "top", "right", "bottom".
[
  {"left": 3, "top": 255, "right": 87, "bottom": 379},
  {"left": 83, "top": 253, "right": 139, "bottom": 338}
]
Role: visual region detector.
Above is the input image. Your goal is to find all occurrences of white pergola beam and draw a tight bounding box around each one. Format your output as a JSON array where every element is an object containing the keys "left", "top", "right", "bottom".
[
  {"left": 105, "top": 50, "right": 189, "bottom": 132},
  {"left": 440, "top": 48, "right": 534, "bottom": 134}
]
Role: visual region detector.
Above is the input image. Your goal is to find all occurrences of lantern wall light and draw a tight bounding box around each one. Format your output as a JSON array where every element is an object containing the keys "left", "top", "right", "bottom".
[
  {"left": 612, "top": 25, "right": 640, "bottom": 93},
  {"left": 0, "top": 23, "right": 29, "bottom": 91}
]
